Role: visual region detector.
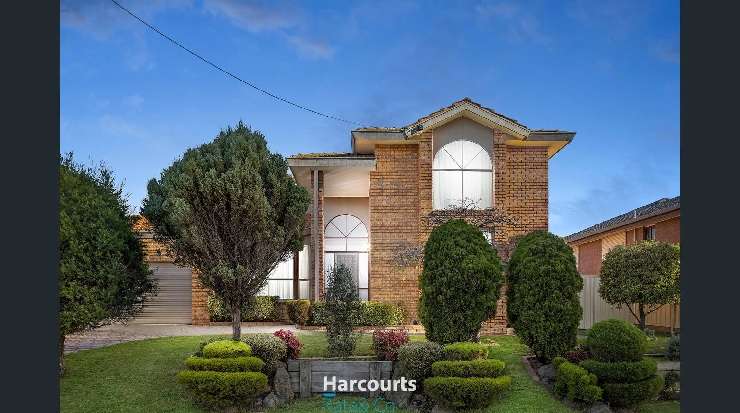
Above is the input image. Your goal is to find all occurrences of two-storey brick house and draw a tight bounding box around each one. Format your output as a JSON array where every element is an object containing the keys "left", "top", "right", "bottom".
[{"left": 135, "top": 98, "right": 575, "bottom": 333}]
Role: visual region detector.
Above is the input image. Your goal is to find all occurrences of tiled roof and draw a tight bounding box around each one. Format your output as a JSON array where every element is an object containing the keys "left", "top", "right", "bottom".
[
  {"left": 564, "top": 196, "right": 680, "bottom": 243},
  {"left": 405, "top": 97, "right": 529, "bottom": 131}
]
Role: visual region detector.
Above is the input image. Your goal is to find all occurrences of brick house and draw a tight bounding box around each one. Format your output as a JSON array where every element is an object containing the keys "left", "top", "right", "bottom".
[
  {"left": 564, "top": 196, "right": 680, "bottom": 330},
  {"left": 134, "top": 98, "right": 575, "bottom": 332}
]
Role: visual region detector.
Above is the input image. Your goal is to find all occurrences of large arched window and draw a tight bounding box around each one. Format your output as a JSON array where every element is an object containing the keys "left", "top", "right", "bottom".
[
  {"left": 324, "top": 214, "right": 369, "bottom": 300},
  {"left": 432, "top": 140, "right": 493, "bottom": 209}
]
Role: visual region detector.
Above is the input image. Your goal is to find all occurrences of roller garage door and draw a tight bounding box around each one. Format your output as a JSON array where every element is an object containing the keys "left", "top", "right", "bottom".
[{"left": 132, "top": 264, "right": 192, "bottom": 324}]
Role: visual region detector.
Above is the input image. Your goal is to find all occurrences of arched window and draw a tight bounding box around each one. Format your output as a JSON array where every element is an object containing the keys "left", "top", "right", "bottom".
[
  {"left": 324, "top": 214, "right": 369, "bottom": 300},
  {"left": 432, "top": 140, "right": 493, "bottom": 209}
]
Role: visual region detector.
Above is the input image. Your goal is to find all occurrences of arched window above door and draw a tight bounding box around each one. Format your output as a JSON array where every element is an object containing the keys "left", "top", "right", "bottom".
[{"left": 324, "top": 214, "right": 369, "bottom": 252}]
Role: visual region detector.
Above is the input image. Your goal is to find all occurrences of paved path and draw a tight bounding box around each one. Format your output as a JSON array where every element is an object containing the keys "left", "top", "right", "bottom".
[{"left": 64, "top": 323, "right": 298, "bottom": 354}]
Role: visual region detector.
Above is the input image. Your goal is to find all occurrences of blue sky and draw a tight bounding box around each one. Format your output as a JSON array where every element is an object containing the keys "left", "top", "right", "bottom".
[{"left": 60, "top": 0, "right": 680, "bottom": 236}]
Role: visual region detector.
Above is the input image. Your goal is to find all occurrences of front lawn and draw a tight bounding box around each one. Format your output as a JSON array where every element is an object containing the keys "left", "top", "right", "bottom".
[{"left": 60, "top": 332, "right": 676, "bottom": 412}]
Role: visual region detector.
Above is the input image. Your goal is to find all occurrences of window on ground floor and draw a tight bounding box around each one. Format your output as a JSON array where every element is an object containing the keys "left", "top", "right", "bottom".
[{"left": 324, "top": 214, "right": 369, "bottom": 300}]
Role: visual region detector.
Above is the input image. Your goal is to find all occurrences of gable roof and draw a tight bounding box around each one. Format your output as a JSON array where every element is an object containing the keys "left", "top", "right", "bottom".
[{"left": 564, "top": 196, "right": 681, "bottom": 243}]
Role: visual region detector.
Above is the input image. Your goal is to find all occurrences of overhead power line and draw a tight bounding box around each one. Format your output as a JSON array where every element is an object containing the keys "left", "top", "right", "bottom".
[{"left": 108, "top": 0, "right": 363, "bottom": 126}]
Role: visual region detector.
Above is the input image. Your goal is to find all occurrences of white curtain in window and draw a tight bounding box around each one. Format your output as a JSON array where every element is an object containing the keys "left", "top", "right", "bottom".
[{"left": 433, "top": 140, "right": 492, "bottom": 209}]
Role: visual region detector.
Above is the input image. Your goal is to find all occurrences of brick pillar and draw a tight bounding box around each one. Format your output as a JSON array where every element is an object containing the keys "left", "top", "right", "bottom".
[
  {"left": 191, "top": 270, "right": 210, "bottom": 325},
  {"left": 310, "top": 170, "right": 325, "bottom": 300}
]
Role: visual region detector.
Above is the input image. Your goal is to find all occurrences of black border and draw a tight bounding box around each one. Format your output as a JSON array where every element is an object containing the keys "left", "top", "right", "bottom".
[
  {"left": 1, "top": 1, "right": 59, "bottom": 411},
  {"left": 3, "top": 0, "right": 740, "bottom": 410},
  {"left": 682, "top": 0, "right": 740, "bottom": 410}
]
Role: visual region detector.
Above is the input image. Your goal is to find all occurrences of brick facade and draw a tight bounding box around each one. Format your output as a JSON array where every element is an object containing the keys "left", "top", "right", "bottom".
[{"left": 359, "top": 128, "right": 550, "bottom": 334}]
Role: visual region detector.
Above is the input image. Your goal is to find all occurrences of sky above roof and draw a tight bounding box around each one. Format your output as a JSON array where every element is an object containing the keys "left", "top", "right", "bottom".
[{"left": 60, "top": 0, "right": 680, "bottom": 236}]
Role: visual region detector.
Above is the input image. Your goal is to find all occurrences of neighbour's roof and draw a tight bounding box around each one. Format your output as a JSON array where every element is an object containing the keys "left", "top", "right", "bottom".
[{"left": 564, "top": 196, "right": 681, "bottom": 243}]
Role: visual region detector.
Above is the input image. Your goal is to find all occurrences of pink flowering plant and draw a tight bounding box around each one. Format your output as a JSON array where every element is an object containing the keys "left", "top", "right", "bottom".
[
  {"left": 372, "top": 329, "right": 410, "bottom": 361},
  {"left": 274, "top": 329, "right": 303, "bottom": 359}
]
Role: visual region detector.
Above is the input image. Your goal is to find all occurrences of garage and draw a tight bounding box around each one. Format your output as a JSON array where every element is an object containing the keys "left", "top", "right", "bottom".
[{"left": 131, "top": 263, "right": 192, "bottom": 324}]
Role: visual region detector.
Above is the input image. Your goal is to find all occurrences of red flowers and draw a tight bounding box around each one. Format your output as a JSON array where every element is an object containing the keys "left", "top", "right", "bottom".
[
  {"left": 372, "top": 329, "right": 410, "bottom": 361},
  {"left": 274, "top": 329, "right": 303, "bottom": 359}
]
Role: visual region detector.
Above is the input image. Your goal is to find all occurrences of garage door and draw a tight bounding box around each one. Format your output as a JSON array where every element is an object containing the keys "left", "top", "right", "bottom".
[{"left": 132, "top": 264, "right": 192, "bottom": 324}]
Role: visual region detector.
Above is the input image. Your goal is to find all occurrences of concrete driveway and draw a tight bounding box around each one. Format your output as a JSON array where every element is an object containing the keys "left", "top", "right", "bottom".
[{"left": 64, "top": 323, "right": 298, "bottom": 354}]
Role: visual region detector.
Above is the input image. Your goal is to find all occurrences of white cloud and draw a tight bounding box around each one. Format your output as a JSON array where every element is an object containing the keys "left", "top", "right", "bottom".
[
  {"left": 286, "top": 35, "right": 335, "bottom": 59},
  {"left": 475, "top": 1, "right": 549, "bottom": 44},
  {"left": 99, "top": 114, "right": 149, "bottom": 140},
  {"left": 204, "top": 0, "right": 300, "bottom": 33}
]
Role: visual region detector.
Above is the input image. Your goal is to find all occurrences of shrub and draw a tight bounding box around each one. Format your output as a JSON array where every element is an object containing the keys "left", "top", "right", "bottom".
[
  {"left": 308, "top": 301, "right": 329, "bottom": 325},
  {"left": 419, "top": 220, "right": 503, "bottom": 344},
  {"left": 184, "top": 356, "right": 264, "bottom": 372},
  {"left": 207, "top": 294, "right": 282, "bottom": 322},
  {"left": 443, "top": 342, "right": 489, "bottom": 361},
  {"left": 177, "top": 370, "right": 268, "bottom": 410},
  {"left": 554, "top": 360, "right": 603, "bottom": 404},
  {"left": 587, "top": 319, "right": 648, "bottom": 362},
  {"left": 325, "top": 264, "right": 362, "bottom": 357},
  {"left": 273, "top": 329, "right": 302, "bottom": 359},
  {"left": 397, "top": 342, "right": 444, "bottom": 381},
  {"left": 360, "top": 302, "right": 406, "bottom": 326},
  {"left": 284, "top": 300, "right": 311, "bottom": 325},
  {"left": 372, "top": 330, "right": 410, "bottom": 361},
  {"left": 423, "top": 376, "right": 512, "bottom": 410},
  {"left": 308, "top": 301, "right": 405, "bottom": 326},
  {"left": 506, "top": 231, "right": 583, "bottom": 361},
  {"left": 242, "top": 334, "right": 287, "bottom": 373},
  {"left": 194, "top": 336, "right": 230, "bottom": 357},
  {"left": 580, "top": 358, "right": 658, "bottom": 383},
  {"left": 601, "top": 375, "right": 664, "bottom": 408},
  {"left": 244, "top": 296, "right": 280, "bottom": 321},
  {"left": 666, "top": 335, "right": 680, "bottom": 361},
  {"left": 659, "top": 371, "right": 680, "bottom": 400},
  {"left": 564, "top": 344, "right": 591, "bottom": 364},
  {"left": 431, "top": 359, "right": 506, "bottom": 378},
  {"left": 599, "top": 242, "right": 680, "bottom": 330},
  {"left": 202, "top": 340, "right": 252, "bottom": 358}
]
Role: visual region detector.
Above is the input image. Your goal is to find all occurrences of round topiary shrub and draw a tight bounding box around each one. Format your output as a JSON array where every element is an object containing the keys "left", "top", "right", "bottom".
[
  {"left": 184, "top": 356, "right": 265, "bottom": 372},
  {"left": 580, "top": 358, "right": 657, "bottom": 383},
  {"left": 397, "top": 341, "right": 444, "bottom": 381},
  {"left": 442, "top": 342, "right": 490, "bottom": 361},
  {"left": 506, "top": 231, "right": 583, "bottom": 361},
  {"left": 423, "top": 376, "right": 512, "bottom": 410},
  {"left": 600, "top": 375, "right": 664, "bottom": 408},
  {"left": 419, "top": 219, "right": 503, "bottom": 344},
  {"left": 431, "top": 359, "right": 506, "bottom": 378},
  {"left": 586, "top": 319, "right": 647, "bottom": 362},
  {"left": 202, "top": 340, "right": 252, "bottom": 358}
]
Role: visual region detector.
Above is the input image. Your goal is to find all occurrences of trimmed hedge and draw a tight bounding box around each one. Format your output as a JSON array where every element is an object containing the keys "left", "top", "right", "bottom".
[
  {"left": 284, "top": 299, "right": 311, "bottom": 325},
  {"left": 184, "top": 356, "right": 264, "bottom": 372},
  {"left": 601, "top": 375, "right": 664, "bottom": 408},
  {"left": 242, "top": 334, "right": 287, "bottom": 373},
  {"left": 177, "top": 370, "right": 268, "bottom": 410},
  {"left": 443, "top": 342, "right": 489, "bottom": 361},
  {"left": 580, "top": 358, "right": 657, "bottom": 383},
  {"left": 308, "top": 301, "right": 405, "bottom": 326},
  {"left": 397, "top": 342, "right": 444, "bottom": 381},
  {"left": 506, "top": 231, "right": 583, "bottom": 361},
  {"left": 431, "top": 359, "right": 506, "bottom": 378},
  {"left": 207, "top": 295, "right": 282, "bottom": 322},
  {"left": 586, "top": 319, "right": 647, "bottom": 362},
  {"left": 553, "top": 359, "right": 602, "bottom": 404},
  {"left": 202, "top": 340, "right": 252, "bottom": 358},
  {"left": 423, "top": 376, "right": 512, "bottom": 410},
  {"left": 419, "top": 220, "right": 503, "bottom": 344}
]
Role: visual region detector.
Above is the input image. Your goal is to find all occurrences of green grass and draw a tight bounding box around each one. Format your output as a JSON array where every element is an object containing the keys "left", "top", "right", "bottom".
[{"left": 60, "top": 332, "right": 677, "bottom": 413}]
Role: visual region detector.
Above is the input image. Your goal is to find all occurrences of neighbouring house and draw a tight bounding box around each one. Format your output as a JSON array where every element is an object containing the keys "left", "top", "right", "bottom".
[
  {"left": 564, "top": 196, "right": 680, "bottom": 331},
  {"left": 133, "top": 98, "right": 575, "bottom": 332}
]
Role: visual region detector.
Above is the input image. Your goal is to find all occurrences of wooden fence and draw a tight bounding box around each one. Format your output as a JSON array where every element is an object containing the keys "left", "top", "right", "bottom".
[{"left": 579, "top": 276, "right": 680, "bottom": 331}]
